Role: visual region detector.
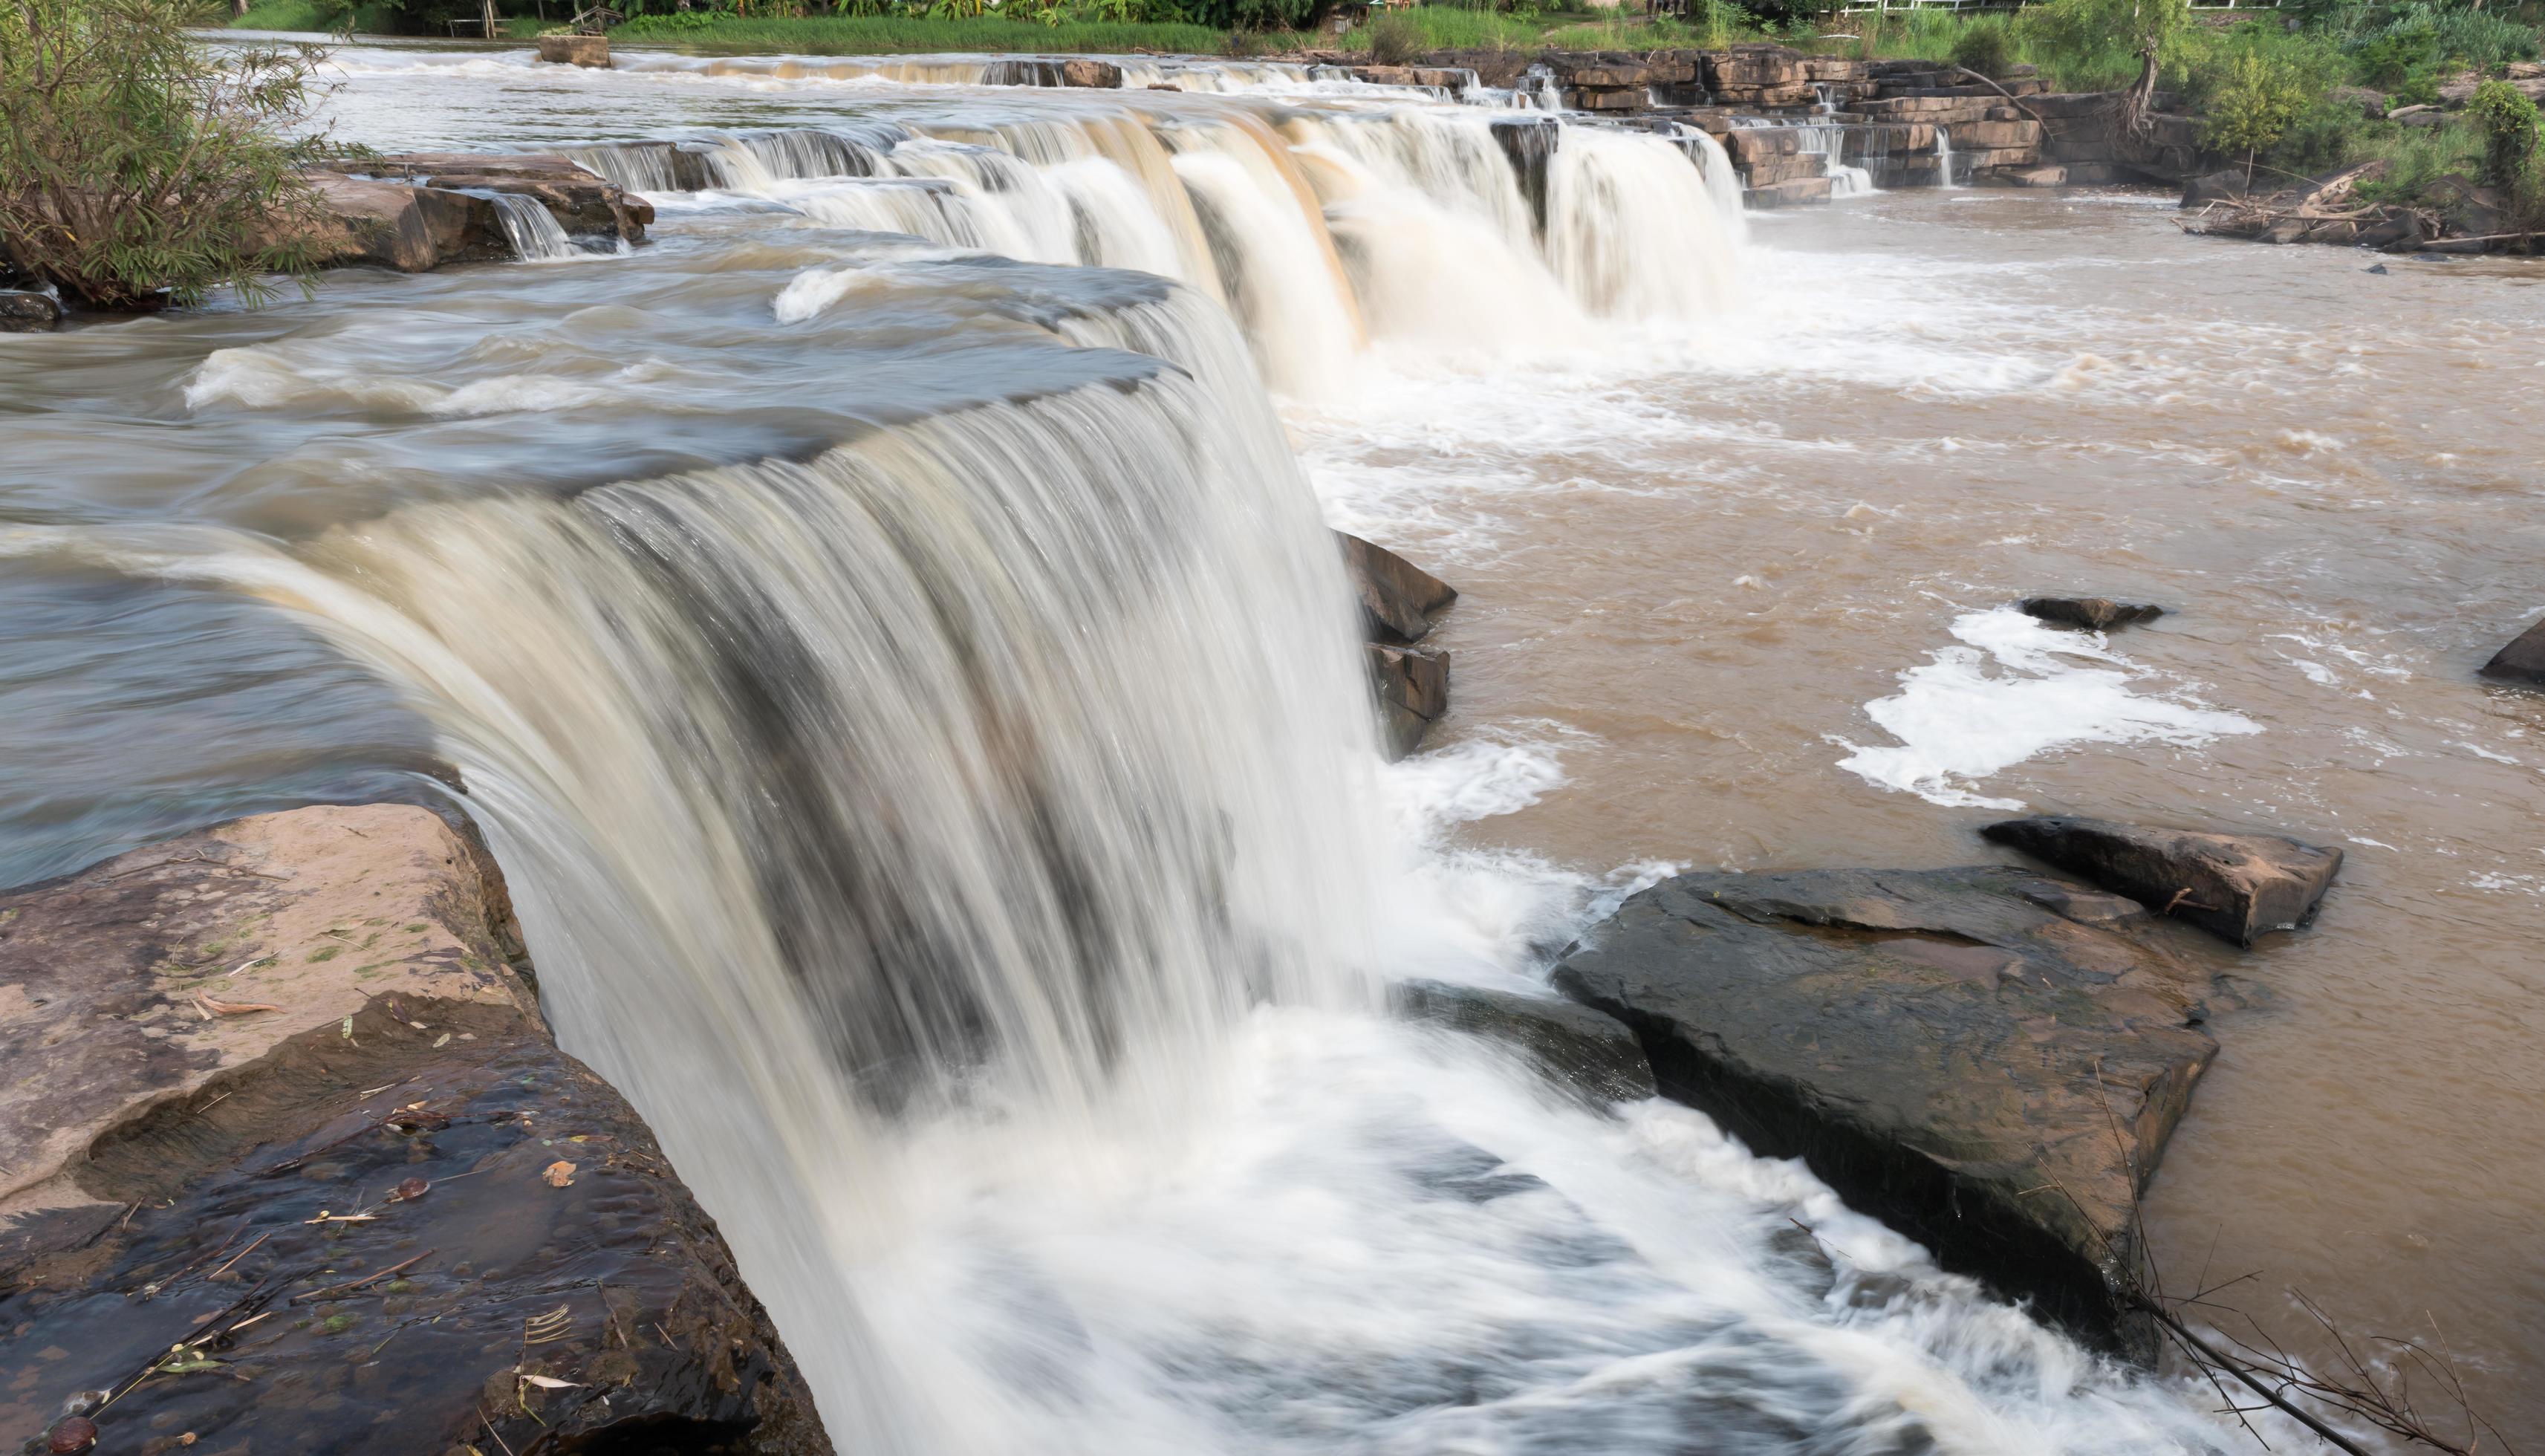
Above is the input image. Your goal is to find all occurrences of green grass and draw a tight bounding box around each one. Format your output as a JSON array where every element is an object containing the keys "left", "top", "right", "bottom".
[
  {"left": 228, "top": 0, "right": 337, "bottom": 30},
  {"left": 2351, "top": 116, "right": 2489, "bottom": 199},
  {"left": 612, "top": 12, "right": 1229, "bottom": 53}
]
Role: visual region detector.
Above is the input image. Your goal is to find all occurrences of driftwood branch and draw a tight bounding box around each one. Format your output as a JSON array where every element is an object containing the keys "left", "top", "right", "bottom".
[{"left": 1945, "top": 65, "right": 2047, "bottom": 128}]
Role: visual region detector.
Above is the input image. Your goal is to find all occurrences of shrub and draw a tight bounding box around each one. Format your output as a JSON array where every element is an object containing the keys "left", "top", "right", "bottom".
[
  {"left": 1365, "top": 7, "right": 1420, "bottom": 63},
  {"left": 1948, "top": 15, "right": 2012, "bottom": 77},
  {"left": 0, "top": 0, "right": 348, "bottom": 311},
  {"left": 2203, "top": 48, "right": 2309, "bottom": 179},
  {"left": 2468, "top": 76, "right": 2540, "bottom": 192}
]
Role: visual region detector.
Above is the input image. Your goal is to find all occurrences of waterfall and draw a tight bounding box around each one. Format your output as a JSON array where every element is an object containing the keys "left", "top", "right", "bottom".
[
  {"left": 611, "top": 107, "right": 1746, "bottom": 392},
  {"left": 487, "top": 192, "right": 581, "bottom": 261},
  {"left": 1936, "top": 125, "right": 1960, "bottom": 189}
]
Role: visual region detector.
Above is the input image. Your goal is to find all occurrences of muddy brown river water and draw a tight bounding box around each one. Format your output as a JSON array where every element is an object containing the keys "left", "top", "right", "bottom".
[
  {"left": 4, "top": 42, "right": 2543, "bottom": 1450},
  {"left": 1316, "top": 189, "right": 2545, "bottom": 1431}
]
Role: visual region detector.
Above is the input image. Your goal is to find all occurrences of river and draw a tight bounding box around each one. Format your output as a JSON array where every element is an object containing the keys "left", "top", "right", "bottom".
[{"left": 3, "top": 39, "right": 2541, "bottom": 1451}]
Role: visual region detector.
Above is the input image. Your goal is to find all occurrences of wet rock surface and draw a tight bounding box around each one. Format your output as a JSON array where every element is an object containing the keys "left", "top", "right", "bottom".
[
  {"left": 2480, "top": 612, "right": 2545, "bottom": 684},
  {"left": 1390, "top": 978, "right": 1656, "bottom": 1103},
  {"left": 1366, "top": 643, "right": 1450, "bottom": 761},
  {"left": 1982, "top": 815, "right": 2341, "bottom": 946},
  {"left": 0, "top": 290, "right": 61, "bottom": 333},
  {"left": 0, "top": 807, "right": 831, "bottom": 1456},
  {"left": 1338, "top": 530, "right": 1457, "bottom": 646},
  {"left": 2018, "top": 595, "right": 2165, "bottom": 631},
  {"left": 537, "top": 33, "right": 610, "bottom": 67},
  {"left": 1341, "top": 531, "right": 1457, "bottom": 758},
  {"left": 1553, "top": 865, "right": 2226, "bottom": 1352},
  {"left": 290, "top": 153, "right": 650, "bottom": 273}
]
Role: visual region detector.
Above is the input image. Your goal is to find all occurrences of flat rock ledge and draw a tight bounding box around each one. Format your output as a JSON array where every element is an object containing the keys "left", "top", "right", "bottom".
[
  {"left": 1390, "top": 978, "right": 1657, "bottom": 1105},
  {"left": 291, "top": 152, "right": 651, "bottom": 273},
  {"left": 0, "top": 805, "right": 831, "bottom": 1456},
  {"left": 1983, "top": 816, "right": 2341, "bottom": 947},
  {"left": 1553, "top": 865, "right": 2229, "bottom": 1355}
]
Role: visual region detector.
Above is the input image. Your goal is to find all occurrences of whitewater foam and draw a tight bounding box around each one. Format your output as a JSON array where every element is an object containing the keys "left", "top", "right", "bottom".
[{"left": 1835, "top": 607, "right": 2263, "bottom": 810}]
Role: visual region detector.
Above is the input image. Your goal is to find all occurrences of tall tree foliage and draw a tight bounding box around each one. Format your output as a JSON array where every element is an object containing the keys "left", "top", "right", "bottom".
[{"left": 0, "top": 0, "right": 348, "bottom": 311}]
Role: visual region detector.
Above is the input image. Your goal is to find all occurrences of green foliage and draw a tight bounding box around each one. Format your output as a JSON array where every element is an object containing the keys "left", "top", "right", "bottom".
[
  {"left": 611, "top": 9, "right": 1226, "bottom": 51},
  {"left": 1947, "top": 15, "right": 2010, "bottom": 78},
  {"left": 2202, "top": 48, "right": 2308, "bottom": 172},
  {"left": 1365, "top": 6, "right": 1420, "bottom": 62},
  {"left": 1, "top": 0, "right": 351, "bottom": 311},
  {"left": 2468, "top": 75, "right": 2540, "bottom": 190},
  {"left": 2350, "top": 113, "right": 2484, "bottom": 201},
  {"left": 2022, "top": 0, "right": 2187, "bottom": 64}
]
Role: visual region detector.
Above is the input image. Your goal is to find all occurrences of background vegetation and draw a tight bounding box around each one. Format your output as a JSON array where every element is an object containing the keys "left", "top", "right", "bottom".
[{"left": 4, "top": 0, "right": 351, "bottom": 309}]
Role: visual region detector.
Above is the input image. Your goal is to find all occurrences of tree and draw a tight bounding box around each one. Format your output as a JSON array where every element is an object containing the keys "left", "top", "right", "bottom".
[
  {"left": 0, "top": 0, "right": 351, "bottom": 311},
  {"left": 2202, "top": 49, "right": 2306, "bottom": 184},
  {"left": 2468, "top": 77, "right": 2540, "bottom": 198}
]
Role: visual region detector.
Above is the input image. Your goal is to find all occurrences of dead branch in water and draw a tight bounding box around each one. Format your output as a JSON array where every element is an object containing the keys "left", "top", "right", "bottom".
[{"left": 2061, "top": 1065, "right": 2518, "bottom": 1456}]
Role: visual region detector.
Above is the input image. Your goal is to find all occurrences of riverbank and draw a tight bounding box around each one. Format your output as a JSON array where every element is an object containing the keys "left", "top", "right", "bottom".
[{"left": 0, "top": 805, "right": 832, "bottom": 1455}]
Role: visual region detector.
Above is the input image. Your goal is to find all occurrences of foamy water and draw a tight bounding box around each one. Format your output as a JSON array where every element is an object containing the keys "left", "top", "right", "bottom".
[{"left": 14, "top": 39, "right": 2545, "bottom": 1448}]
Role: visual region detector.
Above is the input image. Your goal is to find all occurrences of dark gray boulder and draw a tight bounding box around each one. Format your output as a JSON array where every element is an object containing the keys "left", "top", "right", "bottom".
[
  {"left": 1391, "top": 978, "right": 1656, "bottom": 1102},
  {"left": 1982, "top": 815, "right": 2341, "bottom": 946},
  {"left": 2018, "top": 596, "right": 2165, "bottom": 631},
  {"left": 1553, "top": 865, "right": 2220, "bottom": 1353},
  {"left": 1339, "top": 530, "right": 1457, "bottom": 644},
  {"left": 2480, "top": 613, "right": 2545, "bottom": 685},
  {"left": 0, "top": 289, "right": 61, "bottom": 332},
  {"left": 1367, "top": 641, "right": 1449, "bottom": 761}
]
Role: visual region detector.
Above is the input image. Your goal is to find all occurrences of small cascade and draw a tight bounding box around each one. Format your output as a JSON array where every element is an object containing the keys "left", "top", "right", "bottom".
[
  {"left": 559, "top": 140, "right": 701, "bottom": 194},
  {"left": 1798, "top": 84, "right": 1874, "bottom": 200},
  {"left": 487, "top": 193, "right": 581, "bottom": 261},
  {"left": 1936, "top": 125, "right": 1959, "bottom": 189}
]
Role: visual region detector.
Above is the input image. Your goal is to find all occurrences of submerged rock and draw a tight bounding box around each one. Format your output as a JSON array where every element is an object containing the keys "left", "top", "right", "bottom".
[
  {"left": 1391, "top": 978, "right": 1656, "bottom": 1103},
  {"left": 536, "top": 32, "right": 609, "bottom": 66},
  {"left": 1553, "top": 865, "right": 2221, "bottom": 1352},
  {"left": 0, "top": 806, "right": 831, "bottom": 1455},
  {"left": 1368, "top": 641, "right": 1451, "bottom": 761},
  {"left": 1339, "top": 530, "right": 1458, "bottom": 644},
  {"left": 2018, "top": 595, "right": 2165, "bottom": 631},
  {"left": 2480, "top": 613, "right": 2545, "bottom": 684},
  {"left": 0, "top": 289, "right": 61, "bottom": 332},
  {"left": 1982, "top": 815, "right": 2341, "bottom": 946}
]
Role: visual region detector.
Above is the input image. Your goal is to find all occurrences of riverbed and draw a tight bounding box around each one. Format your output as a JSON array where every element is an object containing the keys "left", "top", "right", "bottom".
[{"left": 4, "top": 41, "right": 2542, "bottom": 1450}]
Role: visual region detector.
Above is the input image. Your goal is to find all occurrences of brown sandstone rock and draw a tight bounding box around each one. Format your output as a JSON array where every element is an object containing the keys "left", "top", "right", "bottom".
[
  {"left": 1339, "top": 530, "right": 1457, "bottom": 644},
  {"left": 1982, "top": 816, "right": 2342, "bottom": 946},
  {"left": 1061, "top": 57, "right": 1124, "bottom": 88},
  {"left": 1368, "top": 642, "right": 1450, "bottom": 760},
  {"left": 536, "top": 31, "right": 609, "bottom": 67},
  {"left": 0, "top": 807, "right": 831, "bottom": 1455}
]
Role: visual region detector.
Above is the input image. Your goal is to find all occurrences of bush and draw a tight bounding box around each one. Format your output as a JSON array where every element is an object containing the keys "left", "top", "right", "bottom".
[
  {"left": 0, "top": 0, "right": 348, "bottom": 311},
  {"left": 1365, "top": 7, "right": 1420, "bottom": 63},
  {"left": 2203, "top": 48, "right": 2309, "bottom": 177},
  {"left": 2468, "top": 76, "right": 2540, "bottom": 192},
  {"left": 1948, "top": 15, "right": 2011, "bottom": 77}
]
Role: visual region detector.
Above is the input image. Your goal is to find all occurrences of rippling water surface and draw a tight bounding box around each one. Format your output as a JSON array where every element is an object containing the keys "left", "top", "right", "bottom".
[{"left": 4, "top": 39, "right": 2542, "bottom": 1450}]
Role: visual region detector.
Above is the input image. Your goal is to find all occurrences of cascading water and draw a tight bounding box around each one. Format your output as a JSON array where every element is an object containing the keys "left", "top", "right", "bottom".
[
  {"left": 1798, "top": 84, "right": 1876, "bottom": 200},
  {"left": 7, "top": 50, "right": 2268, "bottom": 1452},
  {"left": 1936, "top": 125, "right": 1960, "bottom": 189},
  {"left": 486, "top": 192, "right": 582, "bottom": 261}
]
